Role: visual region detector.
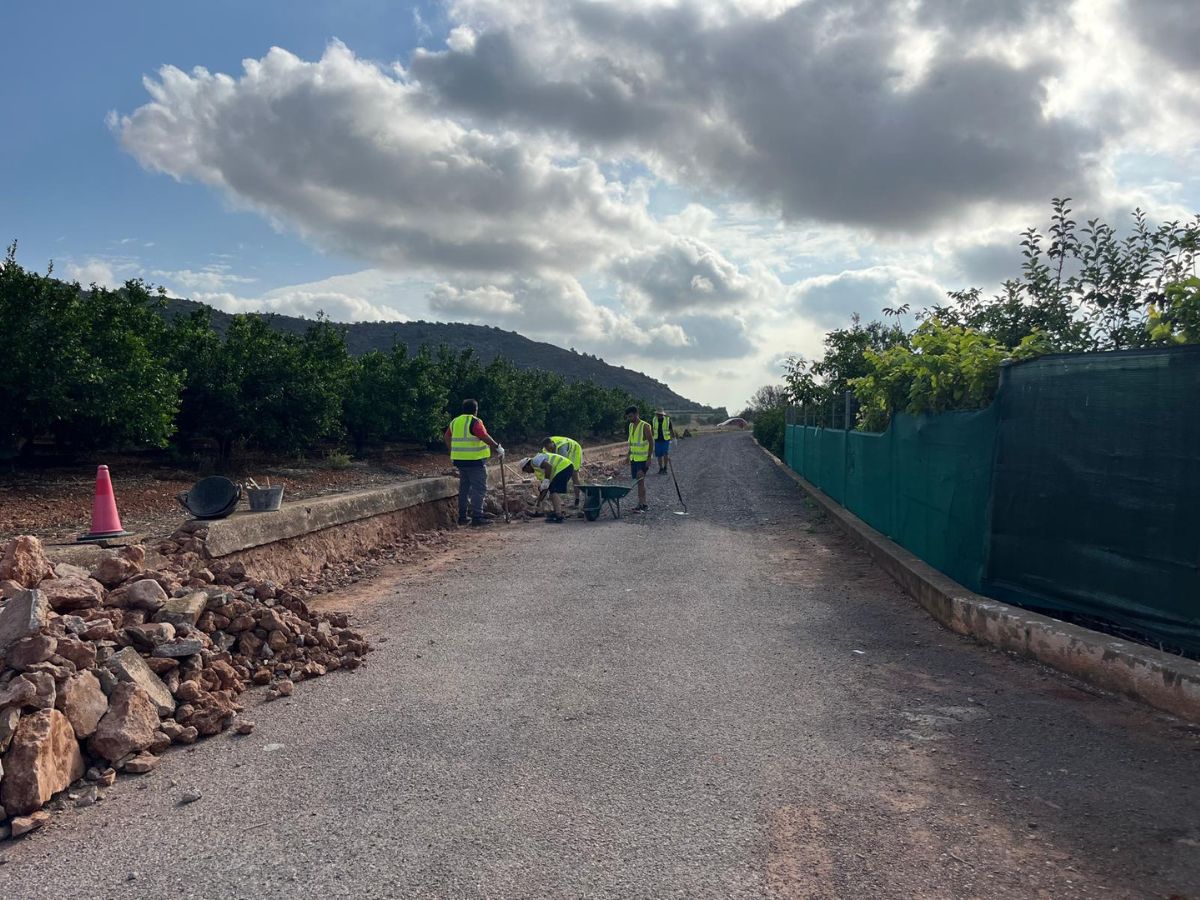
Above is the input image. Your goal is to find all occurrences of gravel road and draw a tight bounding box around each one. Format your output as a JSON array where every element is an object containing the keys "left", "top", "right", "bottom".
[{"left": 2, "top": 431, "right": 1198, "bottom": 899}]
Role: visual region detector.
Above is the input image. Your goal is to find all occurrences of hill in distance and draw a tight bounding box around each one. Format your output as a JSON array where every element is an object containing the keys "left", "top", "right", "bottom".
[{"left": 162, "top": 297, "right": 715, "bottom": 414}]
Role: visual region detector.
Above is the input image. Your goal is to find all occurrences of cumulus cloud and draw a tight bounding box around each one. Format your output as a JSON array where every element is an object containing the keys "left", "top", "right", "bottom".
[
  {"left": 193, "top": 289, "right": 412, "bottom": 323},
  {"left": 63, "top": 257, "right": 140, "bottom": 288},
  {"left": 788, "top": 266, "right": 946, "bottom": 327},
  {"left": 1123, "top": 0, "right": 1200, "bottom": 73},
  {"left": 152, "top": 265, "right": 256, "bottom": 293},
  {"left": 610, "top": 235, "right": 779, "bottom": 312},
  {"left": 116, "top": 42, "right": 652, "bottom": 275},
  {"left": 412, "top": 0, "right": 1099, "bottom": 230}
]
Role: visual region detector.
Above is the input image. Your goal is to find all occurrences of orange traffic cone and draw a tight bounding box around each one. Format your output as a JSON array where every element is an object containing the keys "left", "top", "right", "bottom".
[{"left": 77, "top": 464, "right": 130, "bottom": 542}]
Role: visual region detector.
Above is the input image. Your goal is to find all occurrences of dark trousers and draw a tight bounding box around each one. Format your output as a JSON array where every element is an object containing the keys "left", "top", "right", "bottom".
[{"left": 457, "top": 465, "right": 487, "bottom": 520}]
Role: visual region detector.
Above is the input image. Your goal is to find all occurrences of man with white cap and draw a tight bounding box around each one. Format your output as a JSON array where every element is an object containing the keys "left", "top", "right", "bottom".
[{"left": 520, "top": 450, "right": 576, "bottom": 523}]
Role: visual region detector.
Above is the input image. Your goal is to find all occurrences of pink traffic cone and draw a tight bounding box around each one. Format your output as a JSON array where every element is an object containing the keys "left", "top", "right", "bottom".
[{"left": 78, "top": 465, "right": 130, "bottom": 542}]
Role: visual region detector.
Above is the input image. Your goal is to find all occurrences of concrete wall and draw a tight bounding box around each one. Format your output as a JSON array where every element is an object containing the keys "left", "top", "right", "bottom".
[{"left": 192, "top": 477, "right": 458, "bottom": 584}]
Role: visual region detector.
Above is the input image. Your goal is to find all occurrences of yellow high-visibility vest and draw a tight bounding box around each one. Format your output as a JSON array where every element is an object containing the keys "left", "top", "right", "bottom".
[
  {"left": 449, "top": 414, "right": 490, "bottom": 461},
  {"left": 628, "top": 420, "right": 650, "bottom": 462},
  {"left": 550, "top": 435, "right": 583, "bottom": 469},
  {"left": 653, "top": 415, "right": 672, "bottom": 441},
  {"left": 535, "top": 452, "right": 573, "bottom": 485}
]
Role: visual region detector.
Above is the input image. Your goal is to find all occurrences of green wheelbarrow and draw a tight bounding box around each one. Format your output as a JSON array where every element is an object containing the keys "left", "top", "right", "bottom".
[{"left": 578, "top": 483, "right": 633, "bottom": 521}]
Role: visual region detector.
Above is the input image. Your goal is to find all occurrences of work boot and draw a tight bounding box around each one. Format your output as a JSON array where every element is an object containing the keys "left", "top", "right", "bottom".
[
  {"left": 457, "top": 516, "right": 470, "bottom": 525},
  {"left": 470, "top": 518, "right": 492, "bottom": 527}
]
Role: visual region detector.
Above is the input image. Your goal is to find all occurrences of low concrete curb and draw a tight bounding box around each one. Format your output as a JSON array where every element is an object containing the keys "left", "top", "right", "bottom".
[
  {"left": 203, "top": 477, "right": 458, "bottom": 557},
  {"left": 756, "top": 438, "right": 1200, "bottom": 724}
]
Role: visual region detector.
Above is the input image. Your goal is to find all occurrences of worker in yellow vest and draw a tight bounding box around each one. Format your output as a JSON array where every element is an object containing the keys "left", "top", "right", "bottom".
[
  {"left": 652, "top": 409, "right": 673, "bottom": 474},
  {"left": 626, "top": 405, "right": 652, "bottom": 512},
  {"left": 442, "top": 399, "right": 504, "bottom": 526},
  {"left": 542, "top": 435, "right": 583, "bottom": 506},
  {"left": 520, "top": 450, "right": 576, "bottom": 523}
]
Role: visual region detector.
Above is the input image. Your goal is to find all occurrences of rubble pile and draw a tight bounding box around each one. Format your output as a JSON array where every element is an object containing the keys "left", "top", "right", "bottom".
[
  {"left": 0, "top": 535, "right": 369, "bottom": 840},
  {"left": 158, "top": 523, "right": 455, "bottom": 595}
]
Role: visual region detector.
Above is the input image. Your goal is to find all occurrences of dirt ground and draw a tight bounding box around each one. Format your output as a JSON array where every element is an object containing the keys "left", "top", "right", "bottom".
[
  {"left": 0, "top": 440, "right": 635, "bottom": 546},
  {"left": 0, "top": 447, "right": 454, "bottom": 545}
]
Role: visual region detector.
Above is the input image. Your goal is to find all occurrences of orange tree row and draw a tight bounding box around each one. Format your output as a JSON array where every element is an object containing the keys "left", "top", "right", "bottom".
[{"left": 0, "top": 243, "right": 649, "bottom": 466}]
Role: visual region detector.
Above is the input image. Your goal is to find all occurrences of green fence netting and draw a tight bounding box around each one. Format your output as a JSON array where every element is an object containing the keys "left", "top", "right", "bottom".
[
  {"left": 783, "top": 345, "right": 1200, "bottom": 657},
  {"left": 785, "top": 406, "right": 997, "bottom": 591},
  {"left": 985, "top": 347, "right": 1200, "bottom": 655}
]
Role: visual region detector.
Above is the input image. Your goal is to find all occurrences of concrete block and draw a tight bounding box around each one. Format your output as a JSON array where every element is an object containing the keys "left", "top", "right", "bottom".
[{"left": 105, "top": 647, "right": 175, "bottom": 716}]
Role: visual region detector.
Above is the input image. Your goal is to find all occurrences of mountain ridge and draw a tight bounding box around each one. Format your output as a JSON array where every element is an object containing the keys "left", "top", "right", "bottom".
[{"left": 161, "top": 297, "right": 714, "bottom": 413}]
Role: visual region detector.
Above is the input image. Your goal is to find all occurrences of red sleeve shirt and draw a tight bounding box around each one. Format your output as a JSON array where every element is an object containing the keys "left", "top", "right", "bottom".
[{"left": 444, "top": 417, "right": 491, "bottom": 442}]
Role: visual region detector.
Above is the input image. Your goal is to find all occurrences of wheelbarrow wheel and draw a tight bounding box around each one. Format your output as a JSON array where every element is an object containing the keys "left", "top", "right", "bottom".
[{"left": 584, "top": 508, "right": 600, "bottom": 522}]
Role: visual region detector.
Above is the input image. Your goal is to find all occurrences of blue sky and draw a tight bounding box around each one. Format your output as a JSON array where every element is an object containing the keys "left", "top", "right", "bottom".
[
  {"left": 3, "top": 1, "right": 1198, "bottom": 410},
  {"left": 2, "top": 1, "right": 442, "bottom": 285}
]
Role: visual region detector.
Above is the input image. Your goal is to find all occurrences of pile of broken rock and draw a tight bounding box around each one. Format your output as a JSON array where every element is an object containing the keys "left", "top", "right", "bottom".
[{"left": 0, "top": 535, "right": 369, "bottom": 840}]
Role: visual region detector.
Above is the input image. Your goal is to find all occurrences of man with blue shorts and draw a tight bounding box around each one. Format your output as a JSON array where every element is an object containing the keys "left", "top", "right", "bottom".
[{"left": 652, "top": 409, "right": 673, "bottom": 474}]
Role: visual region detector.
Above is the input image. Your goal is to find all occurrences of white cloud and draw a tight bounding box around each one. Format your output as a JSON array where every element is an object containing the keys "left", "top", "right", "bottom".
[
  {"left": 788, "top": 267, "right": 946, "bottom": 328},
  {"left": 62, "top": 257, "right": 140, "bottom": 288},
  {"left": 152, "top": 265, "right": 257, "bottom": 293},
  {"left": 108, "top": 1, "right": 1200, "bottom": 412}
]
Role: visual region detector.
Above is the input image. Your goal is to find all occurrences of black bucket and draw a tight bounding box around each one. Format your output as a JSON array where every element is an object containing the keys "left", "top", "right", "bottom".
[{"left": 177, "top": 476, "right": 241, "bottom": 520}]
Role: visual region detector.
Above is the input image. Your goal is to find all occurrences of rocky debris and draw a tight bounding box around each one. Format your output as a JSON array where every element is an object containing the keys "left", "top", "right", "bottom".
[
  {"left": 88, "top": 683, "right": 160, "bottom": 763},
  {"left": 154, "top": 592, "right": 207, "bottom": 628},
  {"left": 0, "top": 706, "right": 20, "bottom": 751},
  {"left": 53, "top": 563, "right": 91, "bottom": 580},
  {"left": 0, "top": 534, "right": 370, "bottom": 840},
  {"left": 85, "top": 766, "right": 116, "bottom": 787},
  {"left": 106, "top": 577, "right": 169, "bottom": 613},
  {"left": 70, "top": 783, "right": 99, "bottom": 807},
  {"left": 179, "top": 789, "right": 202, "bottom": 804},
  {"left": 89, "top": 548, "right": 144, "bottom": 589},
  {"left": 0, "top": 536, "right": 53, "bottom": 588},
  {"left": 0, "top": 589, "right": 50, "bottom": 653},
  {"left": 53, "top": 635, "right": 98, "bottom": 670},
  {"left": 0, "top": 709, "right": 86, "bottom": 815},
  {"left": 9, "top": 810, "right": 52, "bottom": 837},
  {"left": 126, "top": 622, "right": 176, "bottom": 648},
  {"left": 16, "top": 672, "right": 57, "bottom": 710},
  {"left": 4, "top": 633, "right": 57, "bottom": 670},
  {"left": 122, "top": 752, "right": 159, "bottom": 775},
  {"left": 56, "top": 671, "right": 108, "bottom": 739},
  {"left": 36, "top": 576, "right": 106, "bottom": 613},
  {"left": 106, "top": 647, "right": 176, "bottom": 716}
]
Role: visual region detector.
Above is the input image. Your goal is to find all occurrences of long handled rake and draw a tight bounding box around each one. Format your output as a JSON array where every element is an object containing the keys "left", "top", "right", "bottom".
[{"left": 667, "top": 456, "right": 688, "bottom": 516}]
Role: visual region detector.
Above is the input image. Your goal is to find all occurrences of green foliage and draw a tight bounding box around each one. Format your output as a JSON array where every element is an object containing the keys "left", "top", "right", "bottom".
[
  {"left": 790, "top": 200, "right": 1200, "bottom": 433},
  {"left": 739, "top": 384, "right": 788, "bottom": 458},
  {"left": 928, "top": 199, "right": 1200, "bottom": 351},
  {"left": 783, "top": 315, "right": 909, "bottom": 424},
  {"left": 1148, "top": 278, "right": 1200, "bottom": 345},
  {"left": 849, "top": 320, "right": 1046, "bottom": 431},
  {"left": 324, "top": 450, "right": 353, "bottom": 470},
  {"left": 0, "top": 243, "right": 181, "bottom": 457},
  {"left": 752, "top": 406, "right": 786, "bottom": 458}
]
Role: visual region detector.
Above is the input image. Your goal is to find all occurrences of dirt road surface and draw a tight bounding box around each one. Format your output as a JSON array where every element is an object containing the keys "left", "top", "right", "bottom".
[{"left": 2, "top": 431, "right": 1197, "bottom": 898}]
